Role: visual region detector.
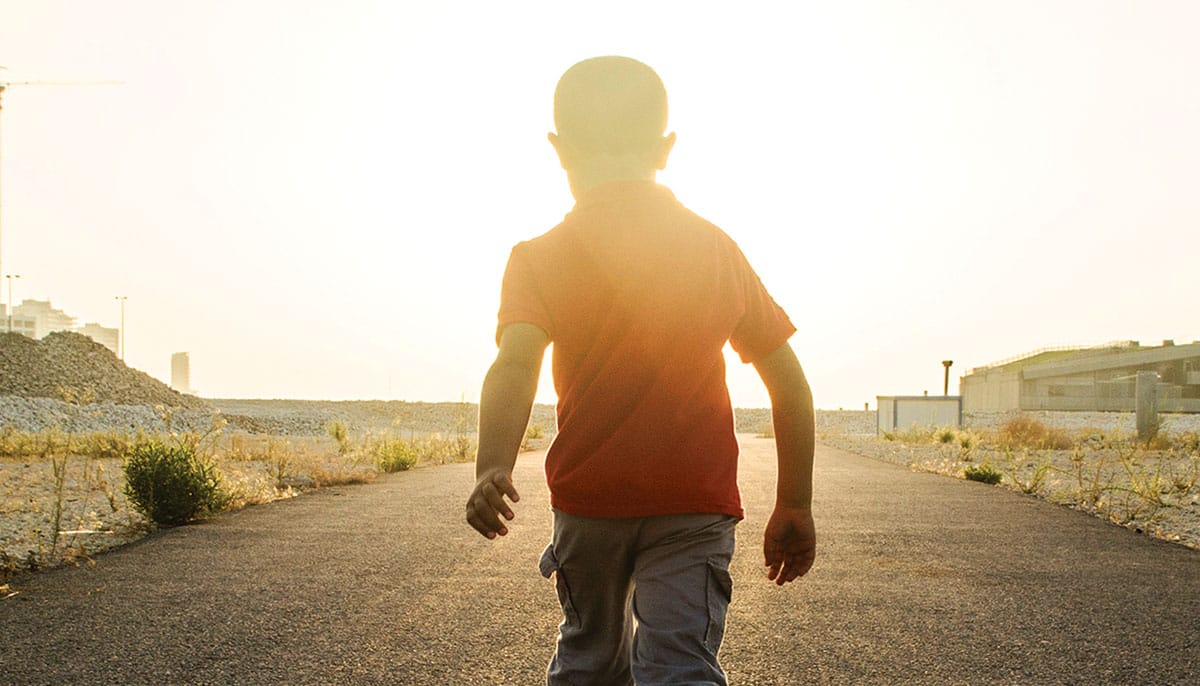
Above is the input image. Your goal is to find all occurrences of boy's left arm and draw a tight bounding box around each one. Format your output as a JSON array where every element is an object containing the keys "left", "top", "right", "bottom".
[{"left": 466, "top": 322, "right": 549, "bottom": 539}]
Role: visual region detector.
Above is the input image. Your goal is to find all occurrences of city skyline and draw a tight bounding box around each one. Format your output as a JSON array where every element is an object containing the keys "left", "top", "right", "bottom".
[{"left": 1, "top": 1, "right": 1197, "bottom": 409}]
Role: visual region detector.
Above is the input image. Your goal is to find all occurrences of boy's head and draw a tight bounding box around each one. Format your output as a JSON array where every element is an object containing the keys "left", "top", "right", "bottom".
[{"left": 550, "top": 56, "right": 675, "bottom": 188}]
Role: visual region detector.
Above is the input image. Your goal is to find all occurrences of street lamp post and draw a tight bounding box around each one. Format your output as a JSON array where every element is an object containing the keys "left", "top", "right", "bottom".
[
  {"left": 4, "top": 273, "right": 18, "bottom": 333},
  {"left": 114, "top": 295, "right": 127, "bottom": 360}
]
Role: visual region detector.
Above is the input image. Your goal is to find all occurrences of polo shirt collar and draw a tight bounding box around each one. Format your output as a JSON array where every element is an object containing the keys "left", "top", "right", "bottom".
[{"left": 572, "top": 180, "right": 676, "bottom": 212}]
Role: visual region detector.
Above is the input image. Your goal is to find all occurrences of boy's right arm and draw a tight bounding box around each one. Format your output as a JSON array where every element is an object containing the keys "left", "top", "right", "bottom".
[
  {"left": 466, "top": 322, "right": 549, "bottom": 539},
  {"left": 753, "top": 343, "right": 817, "bottom": 585}
]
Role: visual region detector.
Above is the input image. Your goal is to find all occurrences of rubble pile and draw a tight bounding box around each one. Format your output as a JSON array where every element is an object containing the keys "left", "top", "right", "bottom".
[{"left": 0, "top": 331, "right": 206, "bottom": 410}]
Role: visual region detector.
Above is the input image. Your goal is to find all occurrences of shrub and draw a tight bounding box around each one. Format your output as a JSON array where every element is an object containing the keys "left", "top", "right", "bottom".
[
  {"left": 964, "top": 463, "right": 1003, "bottom": 485},
  {"left": 377, "top": 437, "right": 419, "bottom": 473},
  {"left": 123, "top": 441, "right": 228, "bottom": 526}
]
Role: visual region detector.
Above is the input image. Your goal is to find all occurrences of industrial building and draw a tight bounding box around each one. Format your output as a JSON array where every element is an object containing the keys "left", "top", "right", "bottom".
[{"left": 961, "top": 341, "right": 1200, "bottom": 413}]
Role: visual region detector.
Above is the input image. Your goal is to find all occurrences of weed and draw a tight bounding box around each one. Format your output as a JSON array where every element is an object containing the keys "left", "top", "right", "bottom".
[
  {"left": 57, "top": 385, "right": 97, "bottom": 406},
  {"left": 1165, "top": 450, "right": 1199, "bottom": 493},
  {"left": 93, "top": 462, "right": 120, "bottom": 513},
  {"left": 453, "top": 434, "right": 476, "bottom": 462},
  {"left": 957, "top": 431, "right": 978, "bottom": 451},
  {"left": 48, "top": 442, "right": 69, "bottom": 555},
  {"left": 327, "top": 421, "right": 350, "bottom": 455},
  {"left": 1006, "top": 456, "right": 1054, "bottom": 495},
  {"left": 1177, "top": 431, "right": 1200, "bottom": 454},
  {"left": 521, "top": 423, "right": 547, "bottom": 451},
  {"left": 0, "top": 551, "right": 16, "bottom": 583},
  {"left": 376, "top": 437, "right": 418, "bottom": 473},
  {"left": 262, "top": 438, "right": 292, "bottom": 487},
  {"left": 1116, "top": 444, "right": 1169, "bottom": 509},
  {"left": 964, "top": 463, "right": 1002, "bottom": 485}
]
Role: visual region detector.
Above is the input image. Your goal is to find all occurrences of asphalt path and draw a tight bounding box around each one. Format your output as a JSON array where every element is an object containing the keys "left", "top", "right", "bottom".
[{"left": 2, "top": 437, "right": 1198, "bottom": 685}]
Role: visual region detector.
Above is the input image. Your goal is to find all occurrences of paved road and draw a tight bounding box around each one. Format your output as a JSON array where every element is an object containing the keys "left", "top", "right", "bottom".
[{"left": 3, "top": 437, "right": 1198, "bottom": 685}]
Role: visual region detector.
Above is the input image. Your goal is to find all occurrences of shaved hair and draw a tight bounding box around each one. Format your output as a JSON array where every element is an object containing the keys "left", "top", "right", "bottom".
[{"left": 553, "top": 56, "right": 668, "bottom": 156}]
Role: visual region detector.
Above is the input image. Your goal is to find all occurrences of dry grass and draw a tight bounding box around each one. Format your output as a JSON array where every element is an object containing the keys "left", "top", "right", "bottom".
[
  {"left": 866, "top": 415, "right": 1200, "bottom": 546},
  {"left": 1, "top": 421, "right": 480, "bottom": 579},
  {"left": 995, "top": 416, "right": 1075, "bottom": 450}
]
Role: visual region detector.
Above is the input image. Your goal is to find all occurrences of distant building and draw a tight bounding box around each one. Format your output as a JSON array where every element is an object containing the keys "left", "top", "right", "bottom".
[
  {"left": 13, "top": 299, "right": 76, "bottom": 339},
  {"left": 2, "top": 300, "right": 39, "bottom": 338},
  {"left": 3, "top": 299, "right": 122, "bottom": 347},
  {"left": 171, "top": 352, "right": 191, "bottom": 394},
  {"left": 961, "top": 341, "right": 1200, "bottom": 413},
  {"left": 77, "top": 322, "right": 120, "bottom": 355}
]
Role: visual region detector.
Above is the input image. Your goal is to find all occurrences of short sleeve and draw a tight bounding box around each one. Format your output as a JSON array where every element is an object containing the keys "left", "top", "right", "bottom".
[
  {"left": 728, "top": 247, "right": 795, "bottom": 364},
  {"left": 496, "top": 244, "right": 555, "bottom": 345}
]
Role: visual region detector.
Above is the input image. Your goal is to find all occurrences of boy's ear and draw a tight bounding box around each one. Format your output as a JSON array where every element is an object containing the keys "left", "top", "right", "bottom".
[
  {"left": 654, "top": 132, "right": 677, "bottom": 171},
  {"left": 548, "top": 132, "right": 569, "bottom": 170}
]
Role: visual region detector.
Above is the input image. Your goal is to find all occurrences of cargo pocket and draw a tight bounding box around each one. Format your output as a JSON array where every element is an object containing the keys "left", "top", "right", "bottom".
[
  {"left": 539, "top": 544, "right": 579, "bottom": 627},
  {"left": 704, "top": 557, "right": 734, "bottom": 653}
]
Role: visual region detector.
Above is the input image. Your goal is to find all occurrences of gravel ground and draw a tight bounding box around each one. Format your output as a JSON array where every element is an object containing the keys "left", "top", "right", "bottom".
[
  {"left": 814, "top": 410, "right": 1200, "bottom": 550},
  {"left": 4, "top": 403, "right": 1199, "bottom": 579}
]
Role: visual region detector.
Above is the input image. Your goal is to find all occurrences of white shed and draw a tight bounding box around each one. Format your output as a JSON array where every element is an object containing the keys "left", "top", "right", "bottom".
[{"left": 877, "top": 396, "right": 962, "bottom": 434}]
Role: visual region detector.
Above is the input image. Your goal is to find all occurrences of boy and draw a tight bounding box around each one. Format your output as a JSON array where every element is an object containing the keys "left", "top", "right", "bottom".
[{"left": 466, "top": 56, "right": 816, "bottom": 686}]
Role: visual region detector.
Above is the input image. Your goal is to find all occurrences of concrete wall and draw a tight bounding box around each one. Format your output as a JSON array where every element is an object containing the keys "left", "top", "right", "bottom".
[
  {"left": 961, "top": 369, "right": 1021, "bottom": 411},
  {"left": 1020, "top": 396, "right": 1200, "bottom": 413},
  {"left": 963, "top": 343, "right": 1200, "bottom": 414}
]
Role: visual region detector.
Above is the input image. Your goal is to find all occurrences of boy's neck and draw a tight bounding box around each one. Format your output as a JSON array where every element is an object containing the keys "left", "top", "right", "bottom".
[{"left": 565, "top": 157, "right": 658, "bottom": 201}]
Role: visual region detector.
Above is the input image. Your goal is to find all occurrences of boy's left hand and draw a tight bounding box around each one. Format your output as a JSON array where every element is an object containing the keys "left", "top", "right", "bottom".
[{"left": 763, "top": 504, "right": 816, "bottom": 585}]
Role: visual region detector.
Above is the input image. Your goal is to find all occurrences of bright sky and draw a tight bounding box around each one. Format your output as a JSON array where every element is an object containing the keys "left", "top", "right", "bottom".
[{"left": 1, "top": 1, "right": 1197, "bottom": 410}]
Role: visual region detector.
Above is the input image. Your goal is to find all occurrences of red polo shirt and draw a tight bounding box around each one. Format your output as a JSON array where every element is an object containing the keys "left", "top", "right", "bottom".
[{"left": 497, "top": 181, "right": 794, "bottom": 518}]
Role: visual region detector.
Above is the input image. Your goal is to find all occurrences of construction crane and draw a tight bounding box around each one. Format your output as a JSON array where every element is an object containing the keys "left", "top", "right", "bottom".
[{"left": 0, "top": 66, "right": 122, "bottom": 307}]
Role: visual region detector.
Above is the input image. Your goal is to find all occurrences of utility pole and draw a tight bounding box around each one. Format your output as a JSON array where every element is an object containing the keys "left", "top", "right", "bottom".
[
  {"left": 0, "top": 67, "right": 122, "bottom": 304},
  {"left": 4, "top": 273, "right": 18, "bottom": 333}
]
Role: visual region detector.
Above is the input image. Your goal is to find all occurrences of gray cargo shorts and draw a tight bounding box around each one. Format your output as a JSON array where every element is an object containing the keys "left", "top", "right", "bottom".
[{"left": 539, "top": 508, "right": 738, "bottom": 686}]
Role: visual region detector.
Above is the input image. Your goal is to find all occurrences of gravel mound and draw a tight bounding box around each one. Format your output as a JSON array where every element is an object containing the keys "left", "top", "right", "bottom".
[
  {"left": 210, "top": 399, "right": 558, "bottom": 437},
  {"left": 0, "top": 331, "right": 206, "bottom": 409},
  {"left": 0, "top": 396, "right": 559, "bottom": 438},
  {"left": 0, "top": 396, "right": 220, "bottom": 434}
]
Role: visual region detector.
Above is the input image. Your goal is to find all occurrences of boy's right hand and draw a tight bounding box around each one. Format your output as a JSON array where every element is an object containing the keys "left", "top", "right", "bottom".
[{"left": 466, "top": 469, "right": 521, "bottom": 539}]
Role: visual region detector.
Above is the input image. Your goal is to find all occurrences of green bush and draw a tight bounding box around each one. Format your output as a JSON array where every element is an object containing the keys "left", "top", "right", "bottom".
[
  {"left": 964, "top": 463, "right": 1003, "bottom": 485},
  {"left": 123, "top": 441, "right": 228, "bottom": 526},
  {"left": 376, "top": 438, "right": 419, "bottom": 473}
]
